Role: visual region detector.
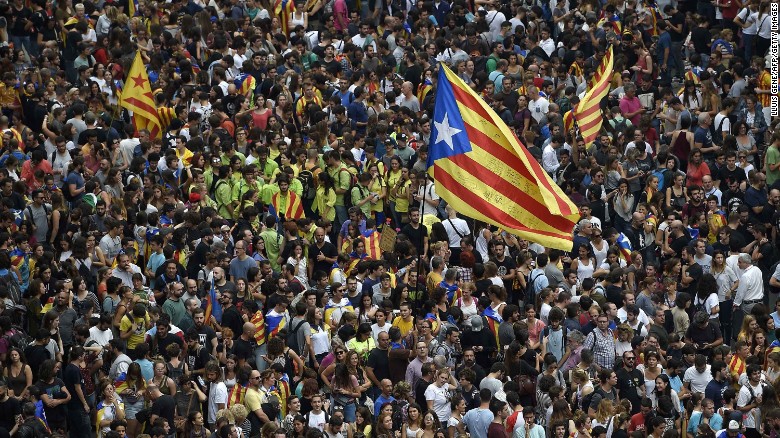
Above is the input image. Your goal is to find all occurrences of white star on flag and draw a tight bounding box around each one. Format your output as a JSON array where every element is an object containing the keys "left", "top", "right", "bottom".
[{"left": 434, "top": 112, "right": 462, "bottom": 151}]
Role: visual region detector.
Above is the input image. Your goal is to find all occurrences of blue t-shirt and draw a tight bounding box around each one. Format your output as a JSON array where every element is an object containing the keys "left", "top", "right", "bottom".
[
  {"left": 657, "top": 32, "right": 672, "bottom": 65},
  {"left": 64, "top": 171, "right": 85, "bottom": 200}
]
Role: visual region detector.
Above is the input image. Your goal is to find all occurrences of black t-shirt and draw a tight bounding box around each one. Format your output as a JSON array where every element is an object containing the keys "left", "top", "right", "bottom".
[
  {"left": 24, "top": 344, "right": 51, "bottom": 382},
  {"left": 232, "top": 337, "right": 255, "bottom": 363},
  {"left": 0, "top": 397, "right": 21, "bottom": 431},
  {"left": 63, "top": 363, "right": 84, "bottom": 408},
  {"left": 718, "top": 166, "right": 747, "bottom": 188},
  {"left": 186, "top": 345, "right": 212, "bottom": 374},
  {"left": 38, "top": 378, "right": 68, "bottom": 422},
  {"left": 669, "top": 235, "right": 690, "bottom": 258},
  {"left": 196, "top": 325, "right": 218, "bottom": 350},
  {"left": 151, "top": 394, "right": 176, "bottom": 426},
  {"left": 309, "top": 242, "right": 338, "bottom": 275},
  {"left": 152, "top": 333, "right": 184, "bottom": 361},
  {"left": 414, "top": 378, "right": 431, "bottom": 409},
  {"left": 400, "top": 223, "right": 428, "bottom": 256},
  {"left": 491, "top": 256, "right": 517, "bottom": 292},
  {"left": 221, "top": 307, "right": 243, "bottom": 340},
  {"left": 616, "top": 367, "right": 644, "bottom": 414},
  {"left": 366, "top": 348, "right": 390, "bottom": 382},
  {"left": 668, "top": 11, "right": 686, "bottom": 41}
]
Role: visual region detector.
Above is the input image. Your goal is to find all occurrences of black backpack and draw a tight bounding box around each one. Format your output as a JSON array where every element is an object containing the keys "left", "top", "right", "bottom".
[
  {"left": 286, "top": 320, "right": 307, "bottom": 355},
  {"left": 298, "top": 169, "right": 316, "bottom": 200}
]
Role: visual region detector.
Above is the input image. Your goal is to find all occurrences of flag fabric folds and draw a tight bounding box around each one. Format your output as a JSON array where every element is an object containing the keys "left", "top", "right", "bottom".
[
  {"left": 417, "top": 78, "right": 433, "bottom": 103},
  {"left": 120, "top": 52, "right": 163, "bottom": 139},
  {"left": 573, "top": 46, "right": 614, "bottom": 146},
  {"left": 204, "top": 279, "right": 223, "bottom": 324},
  {"left": 616, "top": 232, "right": 633, "bottom": 262},
  {"left": 362, "top": 229, "right": 382, "bottom": 260},
  {"left": 274, "top": 0, "right": 296, "bottom": 37},
  {"left": 270, "top": 191, "right": 305, "bottom": 221},
  {"left": 427, "top": 63, "right": 579, "bottom": 251},
  {"left": 157, "top": 107, "right": 176, "bottom": 131},
  {"left": 251, "top": 310, "right": 267, "bottom": 347}
]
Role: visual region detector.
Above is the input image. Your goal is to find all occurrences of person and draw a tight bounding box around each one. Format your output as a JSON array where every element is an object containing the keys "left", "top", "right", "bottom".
[{"left": 462, "top": 388, "right": 494, "bottom": 438}]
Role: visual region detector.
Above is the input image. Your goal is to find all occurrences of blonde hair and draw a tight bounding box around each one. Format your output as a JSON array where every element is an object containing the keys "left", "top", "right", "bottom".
[
  {"left": 229, "top": 404, "right": 248, "bottom": 421},
  {"left": 216, "top": 408, "right": 234, "bottom": 424}
]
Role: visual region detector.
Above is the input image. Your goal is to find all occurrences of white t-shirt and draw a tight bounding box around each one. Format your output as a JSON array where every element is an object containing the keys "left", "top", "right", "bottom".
[
  {"left": 683, "top": 365, "right": 713, "bottom": 393},
  {"left": 207, "top": 381, "right": 228, "bottom": 423},
  {"left": 425, "top": 383, "right": 452, "bottom": 423},
  {"left": 737, "top": 381, "right": 764, "bottom": 428},
  {"left": 528, "top": 97, "right": 550, "bottom": 123},
  {"left": 307, "top": 410, "right": 327, "bottom": 431}
]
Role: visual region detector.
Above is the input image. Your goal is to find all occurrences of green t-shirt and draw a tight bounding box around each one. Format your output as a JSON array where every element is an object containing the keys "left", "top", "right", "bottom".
[
  {"left": 767, "top": 146, "right": 780, "bottom": 186},
  {"left": 328, "top": 165, "right": 353, "bottom": 207},
  {"left": 259, "top": 229, "right": 283, "bottom": 272}
]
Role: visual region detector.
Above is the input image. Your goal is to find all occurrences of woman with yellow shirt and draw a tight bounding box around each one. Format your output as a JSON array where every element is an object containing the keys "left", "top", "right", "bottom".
[
  {"left": 391, "top": 167, "right": 413, "bottom": 226},
  {"left": 314, "top": 172, "right": 337, "bottom": 221},
  {"left": 386, "top": 157, "right": 405, "bottom": 227},
  {"left": 366, "top": 162, "right": 387, "bottom": 225}
]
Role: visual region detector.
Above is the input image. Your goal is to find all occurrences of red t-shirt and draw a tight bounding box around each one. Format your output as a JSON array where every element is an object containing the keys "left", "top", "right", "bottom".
[
  {"left": 488, "top": 422, "right": 509, "bottom": 438},
  {"left": 629, "top": 412, "right": 646, "bottom": 432}
]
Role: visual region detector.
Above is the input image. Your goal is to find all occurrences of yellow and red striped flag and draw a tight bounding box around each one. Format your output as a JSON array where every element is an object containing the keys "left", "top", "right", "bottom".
[
  {"left": 573, "top": 46, "right": 614, "bottom": 146},
  {"left": 120, "top": 52, "right": 162, "bottom": 139},
  {"left": 157, "top": 106, "right": 176, "bottom": 131},
  {"left": 427, "top": 63, "right": 579, "bottom": 251},
  {"left": 274, "top": 0, "right": 296, "bottom": 36}
]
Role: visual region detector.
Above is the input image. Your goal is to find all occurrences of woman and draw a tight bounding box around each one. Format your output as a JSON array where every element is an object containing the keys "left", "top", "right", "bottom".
[
  {"left": 734, "top": 121, "right": 759, "bottom": 166},
  {"left": 251, "top": 95, "right": 272, "bottom": 130},
  {"left": 549, "top": 398, "right": 576, "bottom": 437},
  {"left": 367, "top": 91, "right": 388, "bottom": 117},
  {"left": 738, "top": 314, "right": 759, "bottom": 346},
  {"left": 286, "top": 242, "right": 309, "bottom": 290},
  {"left": 737, "top": 95, "right": 767, "bottom": 149},
  {"left": 447, "top": 395, "right": 466, "bottom": 438},
  {"left": 263, "top": 337, "right": 304, "bottom": 384},
  {"left": 346, "top": 323, "right": 376, "bottom": 362},
  {"left": 376, "top": 412, "right": 396, "bottom": 438},
  {"left": 611, "top": 178, "right": 635, "bottom": 234},
  {"left": 421, "top": 411, "right": 441, "bottom": 438},
  {"left": 314, "top": 172, "right": 336, "bottom": 222},
  {"left": 622, "top": 148, "right": 645, "bottom": 201},
  {"left": 117, "top": 362, "right": 146, "bottom": 438},
  {"left": 3, "top": 347, "right": 32, "bottom": 399},
  {"left": 403, "top": 402, "right": 424, "bottom": 438},
  {"left": 738, "top": 150, "right": 756, "bottom": 177},
  {"left": 514, "top": 95, "right": 533, "bottom": 138},
  {"left": 96, "top": 378, "right": 125, "bottom": 438},
  {"left": 570, "top": 244, "right": 596, "bottom": 281},
  {"left": 149, "top": 360, "right": 177, "bottom": 396},
  {"left": 174, "top": 374, "right": 206, "bottom": 421},
  {"left": 356, "top": 295, "right": 378, "bottom": 325},
  {"left": 454, "top": 283, "right": 478, "bottom": 327},
  {"left": 42, "top": 310, "right": 64, "bottom": 360},
  {"left": 86, "top": 233, "right": 108, "bottom": 279},
  {"left": 427, "top": 368, "right": 455, "bottom": 424},
  {"left": 570, "top": 368, "right": 594, "bottom": 412},
  {"left": 679, "top": 80, "right": 703, "bottom": 119},
  {"left": 652, "top": 373, "right": 681, "bottom": 411},
  {"left": 670, "top": 115, "right": 695, "bottom": 171},
  {"left": 112, "top": 286, "right": 134, "bottom": 330},
  {"left": 306, "top": 307, "right": 330, "bottom": 369},
  {"left": 330, "top": 362, "right": 360, "bottom": 422},
  {"left": 345, "top": 349, "right": 371, "bottom": 406},
  {"left": 686, "top": 149, "right": 710, "bottom": 187},
  {"left": 524, "top": 304, "right": 547, "bottom": 350},
  {"left": 695, "top": 274, "right": 721, "bottom": 329},
  {"left": 665, "top": 173, "right": 688, "bottom": 212},
  {"left": 640, "top": 349, "right": 664, "bottom": 398},
  {"left": 72, "top": 275, "right": 100, "bottom": 316},
  {"left": 37, "top": 359, "right": 71, "bottom": 432}
]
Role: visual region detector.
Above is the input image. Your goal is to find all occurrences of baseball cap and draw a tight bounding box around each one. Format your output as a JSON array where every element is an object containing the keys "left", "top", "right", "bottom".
[{"left": 729, "top": 421, "right": 740, "bottom": 430}]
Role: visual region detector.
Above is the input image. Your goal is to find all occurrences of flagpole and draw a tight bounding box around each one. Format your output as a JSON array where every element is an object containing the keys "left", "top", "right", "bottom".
[{"left": 415, "top": 174, "right": 427, "bottom": 305}]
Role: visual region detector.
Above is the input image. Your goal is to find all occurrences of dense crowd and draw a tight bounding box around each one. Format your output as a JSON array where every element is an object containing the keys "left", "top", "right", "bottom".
[{"left": 0, "top": 0, "right": 777, "bottom": 438}]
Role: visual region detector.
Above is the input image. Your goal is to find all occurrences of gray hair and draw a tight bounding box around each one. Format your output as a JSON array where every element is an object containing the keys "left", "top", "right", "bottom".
[
  {"left": 738, "top": 253, "right": 752, "bottom": 264},
  {"left": 567, "top": 329, "right": 585, "bottom": 344}
]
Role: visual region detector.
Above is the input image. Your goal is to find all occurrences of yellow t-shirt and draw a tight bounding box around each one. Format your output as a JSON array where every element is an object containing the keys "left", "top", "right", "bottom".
[
  {"left": 392, "top": 315, "right": 414, "bottom": 338},
  {"left": 119, "top": 313, "right": 149, "bottom": 350},
  {"left": 245, "top": 387, "right": 264, "bottom": 414},
  {"left": 368, "top": 176, "right": 385, "bottom": 213}
]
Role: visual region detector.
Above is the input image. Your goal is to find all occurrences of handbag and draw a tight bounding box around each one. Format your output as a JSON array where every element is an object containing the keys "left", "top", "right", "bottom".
[{"left": 174, "top": 393, "right": 196, "bottom": 432}]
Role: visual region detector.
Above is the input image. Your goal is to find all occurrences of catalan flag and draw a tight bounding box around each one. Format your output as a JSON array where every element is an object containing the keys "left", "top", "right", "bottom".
[
  {"left": 227, "top": 384, "right": 247, "bottom": 408},
  {"left": 270, "top": 191, "right": 305, "bottom": 221},
  {"left": 128, "top": 0, "right": 138, "bottom": 16},
  {"left": 616, "top": 232, "right": 633, "bottom": 262},
  {"left": 646, "top": 0, "right": 661, "bottom": 36},
  {"left": 573, "top": 46, "right": 614, "bottom": 146},
  {"left": 251, "top": 310, "right": 266, "bottom": 347},
  {"left": 439, "top": 280, "right": 462, "bottom": 306},
  {"left": 563, "top": 108, "right": 576, "bottom": 134},
  {"left": 483, "top": 306, "right": 502, "bottom": 347},
  {"left": 417, "top": 77, "right": 433, "bottom": 103},
  {"left": 204, "top": 279, "right": 223, "bottom": 324},
  {"left": 362, "top": 229, "right": 382, "bottom": 260},
  {"left": 274, "top": 0, "right": 296, "bottom": 36},
  {"left": 427, "top": 63, "right": 579, "bottom": 251},
  {"left": 235, "top": 73, "right": 257, "bottom": 102},
  {"left": 120, "top": 52, "right": 163, "bottom": 139},
  {"left": 157, "top": 107, "right": 176, "bottom": 131},
  {"left": 597, "top": 11, "right": 622, "bottom": 34},
  {"left": 265, "top": 309, "right": 287, "bottom": 340}
]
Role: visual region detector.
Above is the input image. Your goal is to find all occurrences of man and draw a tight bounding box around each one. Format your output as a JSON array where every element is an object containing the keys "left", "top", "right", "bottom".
[
  {"left": 542, "top": 133, "right": 561, "bottom": 174},
  {"left": 479, "top": 363, "right": 505, "bottom": 397},
  {"left": 148, "top": 383, "right": 176, "bottom": 429},
  {"left": 400, "top": 209, "right": 428, "bottom": 259},
  {"left": 244, "top": 369, "right": 271, "bottom": 431},
  {"left": 162, "top": 281, "right": 187, "bottom": 327},
  {"left": 616, "top": 351, "right": 644, "bottom": 415},
  {"left": 433, "top": 326, "right": 461, "bottom": 368},
  {"left": 685, "top": 312, "right": 723, "bottom": 359},
  {"left": 406, "top": 341, "right": 433, "bottom": 390},
  {"left": 24, "top": 189, "right": 51, "bottom": 245},
  {"left": 13, "top": 402, "right": 48, "bottom": 438},
  {"left": 684, "top": 353, "right": 714, "bottom": 397},
  {"left": 583, "top": 314, "right": 616, "bottom": 371},
  {"left": 205, "top": 362, "right": 228, "bottom": 429},
  {"left": 588, "top": 369, "right": 619, "bottom": 417},
  {"left": 512, "top": 410, "right": 544, "bottom": 438},
  {"left": 111, "top": 252, "right": 144, "bottom": 290},
  {"left": 442, "top": 205, "right": 470, "bottom": 263},
  {"left": 414, "top": 362, "right": 435, "bottom": 409},
  {"left": 220, "top": 291, "right": 244, "bottom": 339},
  {"left": 688, "top": 399, "right": 723, "bottom": 434},
  {"left": 366, "top": 332, "right": 391, "bottom": 399},
  {"left": 64, "top": 346, "right": 90, "bottom": 438},
  {"left": 149, "top": 315, "right": 184, "bottom": 361},
  {"left": 229, "top": 240, "right": 257, "bottom": 283},
  {"left": 309, "top": 227, "right": 337, "bottom": 279},
  {"left": 462, "top": 388, "right": 494, "bottom": 438},
  {"left": 193, "top": 308, "right": 219, "bottom": 358},
  {"left": 99, "top": 218, "right": 123, "bottom": 265},
  {"left": 705, "top": 361, "right": 730, "bottom": 410},
  {"left": 694, "top": 113, "right": 719, "bottom": 165},
  {"left": 734, "top": 253, "right": 764, "bottom": 318},
  {"left": 373, "top": 379, "right": 395, "bottom": 416},
  {"left": 737, "top": 364, "right": 765, "bottom": 438}
]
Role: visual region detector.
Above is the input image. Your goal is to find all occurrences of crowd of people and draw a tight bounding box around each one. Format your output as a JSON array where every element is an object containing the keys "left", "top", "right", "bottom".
[{"left": 0, "top": 0, "right": 777, "bottom": 438}]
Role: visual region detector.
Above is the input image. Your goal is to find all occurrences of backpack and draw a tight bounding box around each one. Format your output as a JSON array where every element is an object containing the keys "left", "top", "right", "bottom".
[
  {"left": 540, "top": 325, "right": 568, "bottom": 352},
  {"left": 390, "top": 399, "right": 406, "bottom": 430},
  {"left": 286, "top": 319, "right": 307, "bottom": 355},
  {"left": 712, "top": 115, "right": 730, "bottom": 146},
  {"left": 526, "top": 271, "right": 544, "bottom": 311},
  {"left": 2, "top": 328, "right": 31, "bottom": 352},
  {"left": 339, "top": 168, "right": 359, "bottom": 209},
  {"left": 298, "top": 169, "right": 316, "bottom": 200},
  {"left": 611, "top": 118, "right": 629, "bottom": 136},
  {"left": 746, "top": 382, "right": 766, "bottom": 405}
]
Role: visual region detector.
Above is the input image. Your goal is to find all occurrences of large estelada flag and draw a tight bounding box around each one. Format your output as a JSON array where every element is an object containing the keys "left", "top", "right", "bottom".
[
  {"left": 573, "top": 46, "right": 614, "bottom": 146},
  {"left": 120, "top": 52, "right": 162, "bottom": 139},
  {"left": 427, "top": 64, "right": 579, "bottom": 251}
]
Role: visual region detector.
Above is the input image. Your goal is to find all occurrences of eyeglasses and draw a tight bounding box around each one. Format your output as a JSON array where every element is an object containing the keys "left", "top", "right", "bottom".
[{"left": 336, "top": 351, "right": 345, "bottom": 355}]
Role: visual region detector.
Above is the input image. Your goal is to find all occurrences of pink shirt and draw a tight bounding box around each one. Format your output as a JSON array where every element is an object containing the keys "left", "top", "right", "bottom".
[
  {"left": 333, "top": 0, "right": 348, "bottom": 32},
  {"left": 619, "top": 95, "right": 643, "bottom": 126}
]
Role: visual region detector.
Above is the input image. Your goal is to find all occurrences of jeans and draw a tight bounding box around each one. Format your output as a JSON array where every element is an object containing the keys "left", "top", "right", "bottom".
[
  {"left": 255, "top": 343, "right": 268, "bottom": 371},
  {"left": 67, "top": 404, "right": 92, "bottom": 438},
  {"left": 335, "top": 205, "right": 348, "bottom": 231},
  {"left": 742, "top": 33, "right": 755, "bottom": 64},
  {"left": 9, "top": 35, "right": 34, "bottom": 58},
  {"left": 670, "top": 41, "right": 685, "bottom": 78},
  {"left": 335, "top": 401, "right": 357, "bottom": 422}
]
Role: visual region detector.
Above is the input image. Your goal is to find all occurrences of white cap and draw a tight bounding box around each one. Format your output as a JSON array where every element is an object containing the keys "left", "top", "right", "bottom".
[{"left": 728, "top": 420, "right": 740, "bottom": 430}]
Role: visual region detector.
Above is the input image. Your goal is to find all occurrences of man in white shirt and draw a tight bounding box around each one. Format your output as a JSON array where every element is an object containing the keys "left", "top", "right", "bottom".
[
  {"left": 442, "top": 205, "right": 470, "bottom": 255},
  {"left": 542, "top": 136, "right": 561, "bottom": 174},
  {"left": 485, "top": 3, "right": 506, "bottom": 41},
  {"left": 527, "top": 86, "right": 549, "bottom": 124},
  {"left": 539, "top": 27, "right": 556, "bottom": 58},
  {"left": 735, "top": 253, "right": 764, "bottom": 314},
  {"left": 683, "top": 354, "right": 713, "bottom": 394},
  {"left": 737, "top": 364, "right": 764, "bottom": 436},
  {"left": 702, "top": 175, "right": 722, "bottom": 206},
  {"left": 414, "top": 172, "right": 440, "bottom": 217},
  {"left": 617, "top": 293, "right": 650, "bottom": 327}
]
